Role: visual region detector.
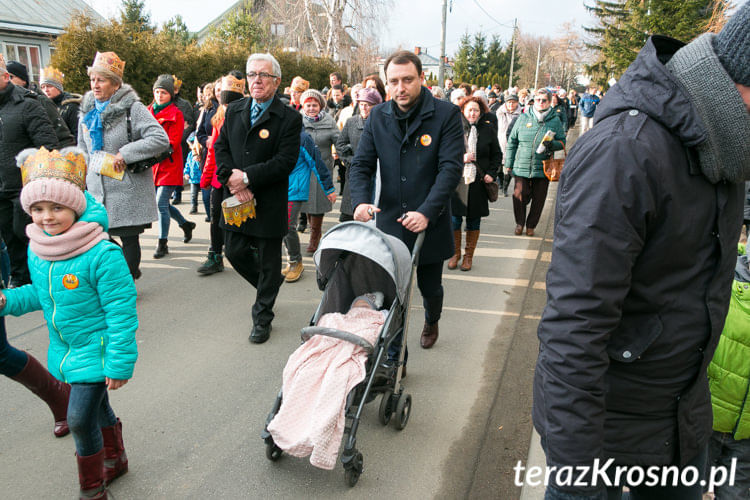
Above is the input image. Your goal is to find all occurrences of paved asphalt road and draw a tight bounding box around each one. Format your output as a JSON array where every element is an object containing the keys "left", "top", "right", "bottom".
[{"left": 0, "top": 167, "right": 562, "bottom": 498}]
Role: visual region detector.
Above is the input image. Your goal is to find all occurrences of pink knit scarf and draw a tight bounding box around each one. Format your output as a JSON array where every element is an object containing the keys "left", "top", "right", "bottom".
[{"left": 26, "top": 221, "right": 108, "bottom": 261}]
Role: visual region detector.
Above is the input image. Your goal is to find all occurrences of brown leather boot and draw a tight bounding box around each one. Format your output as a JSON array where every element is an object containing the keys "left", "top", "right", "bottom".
[
  {"left": 284, "top": 261, "right": 304, "bottom": 283},
  {"left": 10, "top": 354, "right": 71, "bottom": 437},
  {"left": 447, "top": 230, "right": 461, "bottom": 269},
  {"left": 461, "top": 230, "right": 480, "bottom": 271},
  {"left": 420, "top": 321, "right": 439, "bottom": 349},
  {"left": 101, "top": 418, "right": 128, "bottom": 485},
  {"left": 306, "top": 215, "right": 323, "bottom": 253},
  {"left": 77, "top": 450, "right": 107, "bottom": 499}
]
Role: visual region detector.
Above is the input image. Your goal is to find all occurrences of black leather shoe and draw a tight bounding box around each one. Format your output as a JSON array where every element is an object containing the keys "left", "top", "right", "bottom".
[
  {"left": 249, "top": 323, "right": 272, "bottom": 344},
  {"left": 180, "top": 221, "right": 197, "bottom": 243},
  {"left": 420, "top": 321, "right": 439, "bottom": 349}
]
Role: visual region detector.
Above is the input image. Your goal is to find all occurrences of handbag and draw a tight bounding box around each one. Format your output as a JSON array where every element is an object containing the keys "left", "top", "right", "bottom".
[
  {"left": 543, "top": 146, "right": 566, "bottom": 182},
  {"left": 483, "top": 180, "right": 499, "bottom": 202},
  {"left": 124, "top": 106, "right": 173, "bottom": 173}
]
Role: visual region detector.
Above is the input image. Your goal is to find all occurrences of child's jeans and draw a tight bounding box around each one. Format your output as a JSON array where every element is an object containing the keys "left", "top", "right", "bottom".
[
  {"left": 284, "top": 201, "right": 303, "bottom": 263},
  {"left": 190, "top": 183, "right": 200, "bottom": 207},
  {"left": 67, "top": 382, "right": 117, "bottom": 456}
]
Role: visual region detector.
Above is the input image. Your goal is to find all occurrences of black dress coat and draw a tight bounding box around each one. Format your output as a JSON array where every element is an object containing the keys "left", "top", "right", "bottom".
[
  {"left": 349, "top": 87, "right": 463, "bottom": 264},
  {"left": 214, "top": 95, "right": 302, "bottom": 239},
  {"left": 450, "top": 117, "right": 502, "bottom": 219}
]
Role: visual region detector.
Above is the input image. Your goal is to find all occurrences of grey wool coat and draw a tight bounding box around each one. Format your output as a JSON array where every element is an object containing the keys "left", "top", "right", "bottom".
[
  {"left": 78, "top": 84, "right": 169, "bottom": 231},
  {"left": 300, "top": 112, "right": 339, "bottom": 214}
]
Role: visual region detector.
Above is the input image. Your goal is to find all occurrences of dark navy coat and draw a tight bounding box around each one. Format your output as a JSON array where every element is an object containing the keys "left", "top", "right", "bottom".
[
  {"left": 214, "top": 95, "right": 302, "bottom": 238},
  {"left": 533, "top": 36, "right": 744, "bottom": 494},
  {"left": 348, "top": 87, "right": 463, "bottom": 264}
]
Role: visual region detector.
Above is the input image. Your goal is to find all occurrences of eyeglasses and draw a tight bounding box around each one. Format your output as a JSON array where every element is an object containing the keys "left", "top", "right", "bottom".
[
  {"left": 534, "top": 98, "right": 549, "bottom": 102},
  {"left": 246, "top": 72, "right": 277, "bottom": 81}
]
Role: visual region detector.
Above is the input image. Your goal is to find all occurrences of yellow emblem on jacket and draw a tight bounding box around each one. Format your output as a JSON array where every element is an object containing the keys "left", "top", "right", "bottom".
[
  {"left": 420, "top": 134, "right": 432, "bottom": 146},
  {"left": 526, "top": 122, "right": 533, "bottom": 128},
  {"left": 62, "top": 274, "right": 79, "bottom": 290},
  {"left": 259, "top": 129, "right": 270, "bottom": 139}
]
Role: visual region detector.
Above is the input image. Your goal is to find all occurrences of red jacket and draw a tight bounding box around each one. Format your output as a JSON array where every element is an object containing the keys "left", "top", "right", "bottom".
[
  {"left": 148, "top": 102, "right": 184, "bottom": 186},
  {"left": 201, "top": 120, "right": 223, "bottom": 190}
]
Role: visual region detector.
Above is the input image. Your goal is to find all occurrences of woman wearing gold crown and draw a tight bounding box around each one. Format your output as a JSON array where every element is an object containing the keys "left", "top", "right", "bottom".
[
  {"left": 3, "top": 147, "right": 138, "bottom": 499},
  {"left": 78, "top": 51, "right": 169, "bottom": 279}
]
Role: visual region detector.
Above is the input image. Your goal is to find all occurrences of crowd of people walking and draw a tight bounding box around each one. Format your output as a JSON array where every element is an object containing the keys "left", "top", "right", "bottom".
[{"left": 1, "top": 3, "right": 749, "bottom": 495}]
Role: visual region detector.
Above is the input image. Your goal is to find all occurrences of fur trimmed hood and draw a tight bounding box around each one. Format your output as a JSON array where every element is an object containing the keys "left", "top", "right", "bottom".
[{"left": 80, "top": 84, "right": 140, "bottom": 129}]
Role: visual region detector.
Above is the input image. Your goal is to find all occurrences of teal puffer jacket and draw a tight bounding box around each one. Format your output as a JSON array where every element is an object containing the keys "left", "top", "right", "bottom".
[
  {"left": 505, "top": 109, "right": 565, "bottom": 178},
  {"left": 2, "top": 191, "right": 138, "bottom": 383},
  {"left": 708, "top": 246, "right": 750, "bottom": 439}
]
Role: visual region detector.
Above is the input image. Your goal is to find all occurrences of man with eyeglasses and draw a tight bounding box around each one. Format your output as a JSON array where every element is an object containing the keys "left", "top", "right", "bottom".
[{"left": 214, "top": 53, "right": 302, "bottom": 344}]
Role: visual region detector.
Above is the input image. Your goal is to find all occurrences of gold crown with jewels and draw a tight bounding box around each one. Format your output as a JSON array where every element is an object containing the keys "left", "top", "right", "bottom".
[
  {"left": 172, "top": 75, "right": 183, "bottom": 93},
  {"left": 221, "top": 74, "right": 245, "bottom": 94},
  {"left": 19, "top": 147, "right": 87, "bottom": 191},
  {"left": 91, "top": 51, "right": 125, "bottom": 79}
]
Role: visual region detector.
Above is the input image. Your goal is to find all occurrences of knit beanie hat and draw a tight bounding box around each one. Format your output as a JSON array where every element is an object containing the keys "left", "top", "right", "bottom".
[
  {"left": 153, "top": 74, "right": 175, "bottom": 99},
  {"left": 301, "top": 89, "right": 325, "bottom": 108},
  {"left": 714, "top": 1, "right": 750, "bottom": 86},
  {"left": 17, "top": 147, "right": 87, "bottom": 216},
  {"left": 6, "top": 61, "right": 29, "bottom": 86},
  {"left": 291, "top": 76, "right": 310, "bottom": 93},
  {"left": 40, "top": 67, "right": 64, "bottom": 92},
  {"left": 356, "top": 87, "right": 382, "bottom": 105}
]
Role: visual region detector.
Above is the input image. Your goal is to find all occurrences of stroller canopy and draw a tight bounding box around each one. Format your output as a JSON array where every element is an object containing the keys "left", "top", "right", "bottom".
[{"left": 314, "top": 222, "right": 413, "bottom": 303}]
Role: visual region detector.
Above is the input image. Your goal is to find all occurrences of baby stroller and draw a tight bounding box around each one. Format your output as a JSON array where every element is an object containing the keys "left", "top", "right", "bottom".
[{"left": 261, "top": 221, "right": 424, "bottom": 486}]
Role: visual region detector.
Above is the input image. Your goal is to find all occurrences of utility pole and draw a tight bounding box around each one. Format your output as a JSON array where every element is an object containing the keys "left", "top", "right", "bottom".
[
  {"left": 533, "top": 41, "right": 541, "bottom": 89},
  {"left": 438, "top": 0, "right": 448, "bottom": 86},
  {"left": 508, "top": 18, "right": 517, "bottom": 89}
]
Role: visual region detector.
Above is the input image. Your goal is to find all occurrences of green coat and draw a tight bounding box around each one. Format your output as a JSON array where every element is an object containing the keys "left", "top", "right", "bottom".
[
  {"left": 707, "top": 246, "right": 750, "bottom": 439},
  {"left": 505, "top": 109, "right": 565, "bottom": 179}
]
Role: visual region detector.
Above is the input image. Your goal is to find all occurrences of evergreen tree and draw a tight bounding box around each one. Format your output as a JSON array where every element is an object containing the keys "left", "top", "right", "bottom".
[
  {"left": 452, "top": 33, "right": 472, "bottom": 83},
  {"left": 120, "top": 0, "right": 153, "bottom": 33},
  {"left": 161, "top": 15, "right": 194, "bottom": 46},
  {"left": 585, "top": 0, "right": 732, "bottom": 85}
]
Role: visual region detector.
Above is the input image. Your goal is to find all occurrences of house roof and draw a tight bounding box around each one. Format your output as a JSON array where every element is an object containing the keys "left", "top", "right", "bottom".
[
  {"left": 0, "top": 0, "right": 104, "bottom": 35},
  {"left": 418, "top": 52, "right": 442, "bottom": 66}
]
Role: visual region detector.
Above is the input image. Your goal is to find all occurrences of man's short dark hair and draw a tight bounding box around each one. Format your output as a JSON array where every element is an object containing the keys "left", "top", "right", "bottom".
[
  {"left": 332, "top": 84, "right": 343, "bottom": 92},
  {"left": 330, "top": 72, "right": 342, "bottom": 82},
  {"left": 384, "top": 50, "right": 422, "bottom": 77}
]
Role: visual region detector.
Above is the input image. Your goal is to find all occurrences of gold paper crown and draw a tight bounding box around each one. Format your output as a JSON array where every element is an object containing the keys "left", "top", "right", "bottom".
[
  {"left": 91, "top": 51, "right": 125, "bottom": 79},
  {"left": 40, "top": 67, "right": 64, "bottom": 85},
  {"left": 20, "top": 147, "right": 87, "bottom": 191},
  {"left": 172, "top": 74, "right": 183, "bottom": 93},
  {"left": 221, "top": 74, "right": 245, "bottom": 94}
]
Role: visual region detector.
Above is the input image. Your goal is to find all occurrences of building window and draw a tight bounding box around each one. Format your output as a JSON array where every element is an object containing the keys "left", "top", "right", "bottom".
[
  {"left": 271, "top": 23, "right": 285, "bottom": 36},
  {"left": 3, "top": 43, "right": 42, "bottom": 84}
]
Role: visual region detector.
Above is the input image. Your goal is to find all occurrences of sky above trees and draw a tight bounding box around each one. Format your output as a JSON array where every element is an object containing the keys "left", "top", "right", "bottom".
[{"left": 83, "top": 0, "right": 590, "bottom": 56}]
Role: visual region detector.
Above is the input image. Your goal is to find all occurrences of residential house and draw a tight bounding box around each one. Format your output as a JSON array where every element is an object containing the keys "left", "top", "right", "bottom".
[{"left": 0, "top": 0, "right": 104, "bottom": 84}]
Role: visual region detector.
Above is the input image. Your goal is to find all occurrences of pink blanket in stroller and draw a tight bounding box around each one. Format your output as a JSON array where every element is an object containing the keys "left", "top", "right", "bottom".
[{"left": 267, "top": 307, "right": 385, "bottom": 470}]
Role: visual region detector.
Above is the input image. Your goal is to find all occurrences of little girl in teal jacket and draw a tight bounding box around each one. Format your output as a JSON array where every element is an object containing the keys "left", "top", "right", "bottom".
[{"left": 1, "top": 147, "right": 137, "bottom": 499}]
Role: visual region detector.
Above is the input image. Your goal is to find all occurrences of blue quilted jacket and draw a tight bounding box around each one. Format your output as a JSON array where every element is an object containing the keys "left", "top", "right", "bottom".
[
  {"left": 2, "top": 191, "right": 138, "bottom": 383},
  {"left": 288, "top": 130, "right": 334, "bottom": 202}
]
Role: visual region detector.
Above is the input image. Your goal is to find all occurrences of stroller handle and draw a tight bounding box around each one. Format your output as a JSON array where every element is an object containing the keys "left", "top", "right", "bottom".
[
  {"left": 411, "top": 231, "right": 426, "bottom": 267},
  {"left": 300, "top": 326, "right": 375, "bottom": 354}
]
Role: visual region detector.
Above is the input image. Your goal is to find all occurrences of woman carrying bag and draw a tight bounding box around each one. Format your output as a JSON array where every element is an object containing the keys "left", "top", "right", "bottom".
[{"left": 449, "top": 96, "right": 501, "bottom": 271}]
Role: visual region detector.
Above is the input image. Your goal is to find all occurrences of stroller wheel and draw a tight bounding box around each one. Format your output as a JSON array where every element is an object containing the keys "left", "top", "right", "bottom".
[
  {"left": 344, "top": 452, "right": 363, "bottom": 487},
  {"left": 378, "top": 390, "right": 394, "bottom": 426},
  {"left": 266, "top": 441, "right": 283, "bottom": 461},
  {"left": 394, "top": 393, "right": 412, "bottom": 430}
]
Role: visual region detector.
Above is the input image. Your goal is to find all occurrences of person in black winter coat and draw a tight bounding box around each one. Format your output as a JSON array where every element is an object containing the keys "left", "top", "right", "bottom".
[
  {"left": 448, "top": 96, "right": 500, "bottom": 272},
  {"left": 350, "top": 50, "right": 463, "bottom": 353},
  {"left": 214, "top": 54, "right": 301, "bottom": 345},
  {"left": 0, "top": 58, "right": 57, "bottom": 286},
  {"left": 5, "top": 61, "right": 73, "bottom": 148},
  {"left": 534, "top": 5, "right": 750, "bottom": 498},
  {"left": 39, "top": 67, "right": 81, "bottom": 143}
]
